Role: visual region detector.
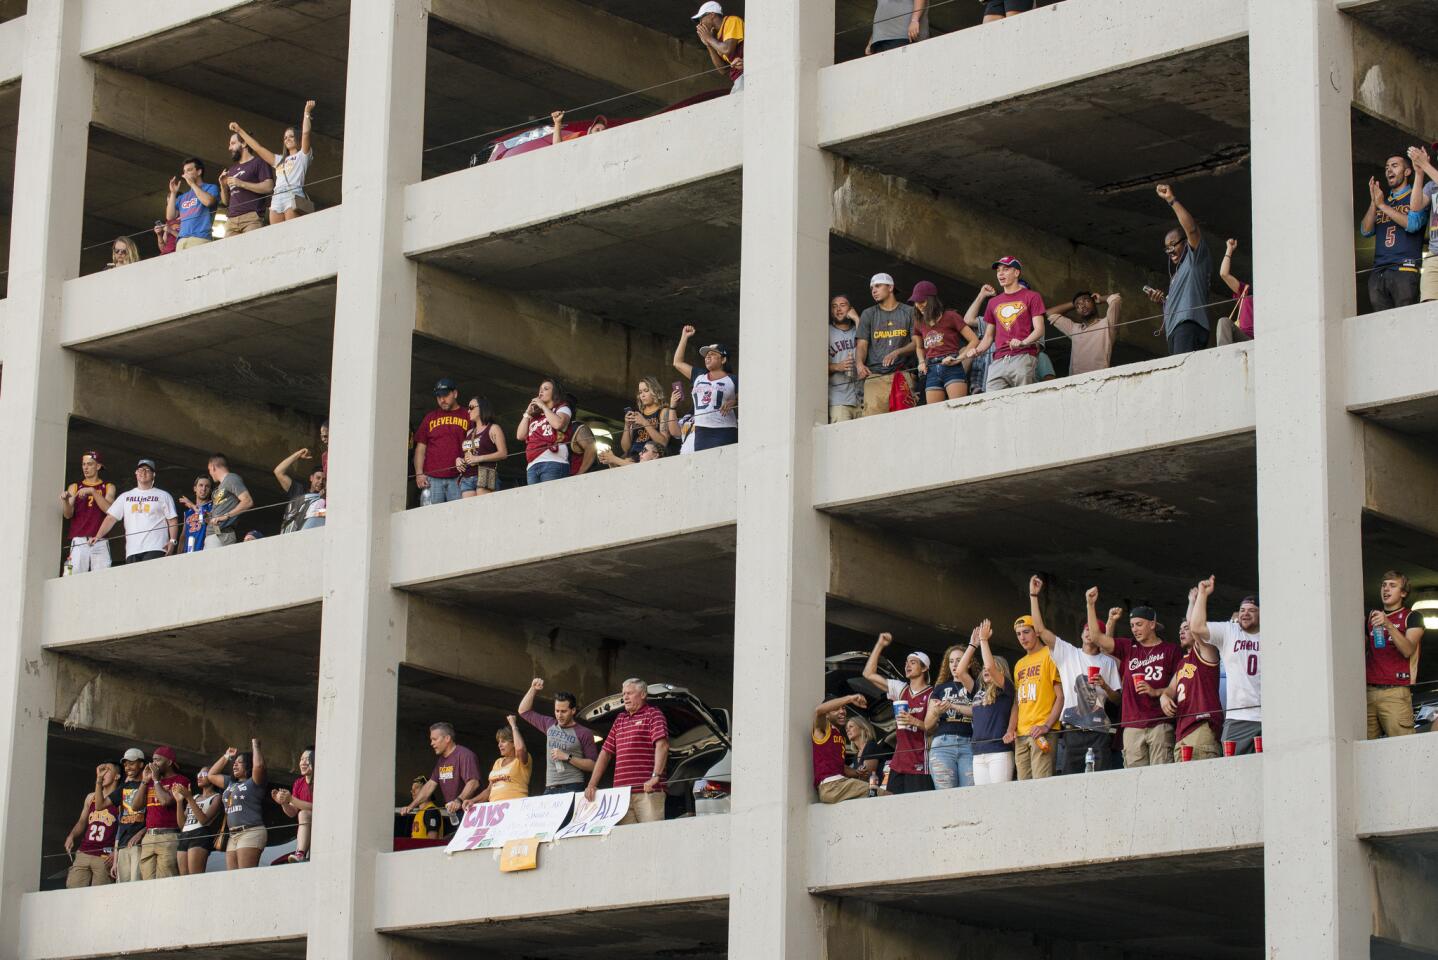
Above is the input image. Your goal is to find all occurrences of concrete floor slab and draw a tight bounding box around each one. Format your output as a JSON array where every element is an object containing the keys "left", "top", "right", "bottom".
[{"left": 1343, "top": 0, "right": 1438, "bottom": 59}]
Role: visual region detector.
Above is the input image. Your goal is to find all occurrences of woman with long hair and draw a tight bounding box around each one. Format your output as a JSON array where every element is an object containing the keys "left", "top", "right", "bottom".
[
  {"left": 108, "top": 236, "right": 140, "bottom": 269},
  {"left": 459, "top": 397, "right": 507, "bottom": 497},
  {"left": 229, "top": 99, "right": 316, "bottom": 221},
  {"left": 174, "top": 766, "right": 223, "bottom": 875},
  {"left": 965, "top": 620, "right": 1018, "bottom": 785},
  {"left": 924, "top": 640, "right": 979, "bottom": 788},
  {"left": 517, "top": 378, "right": 572, "bottom": 485},
  {"left": 206, "top": 739, "right": 268, "bottom": 870},
  {"left": 621, "top": 376, "right": 671, "bottom": 457},
  {"left": 843, "top": 714, "right": 890, "bottom": 780},
  {"left": 910, "top": 280, "right": 980, "bottom": 404}
]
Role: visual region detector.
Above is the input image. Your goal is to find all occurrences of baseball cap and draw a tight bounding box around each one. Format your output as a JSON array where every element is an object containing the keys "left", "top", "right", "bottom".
[
  {"left": 1240, "top": 595, "right": 1259, "bottom": 607},
  {"left": 81, "top": 450, "right": 103, "bottom": 464},
  {"left": 153, "top": 745, "right": 177, "bottom": 763},
  {"left": 1013, "top": 615, "right": 1035, "bottom": 629},
  {"left": 991, "top": 256, "right": 1023, "bottom": 270},
  {"left": 908, "top": 280, "right": 938, "bottom": 303},
  {"left": 432, "top": 377, "right": 457, "bottom": 396},
  {"left": 692, "top": 1, "right": 723, "bottom": 18},
  {"left": 135, "top": 458, "right": 156, "bottom": 471},
  {"left": 906, "top": 651, "right": 931, "bottom": 670},
  {"left": 870, "top": 272, "right": 895, "bottom": 287},
  {"left": 1130, "top": 605, "right": 1157, "bottom": 622},
  {"left": 244, "top": 530, "right": 264, "bottom": 541},
  {"left": 122, "top": 747, "right": 145, "bottom": 763},
  {"left": 699, "top": 343, "right": 729, "bottom": 358}
]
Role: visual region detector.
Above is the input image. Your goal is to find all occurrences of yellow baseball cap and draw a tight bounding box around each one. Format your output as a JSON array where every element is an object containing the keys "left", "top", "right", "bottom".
[{"left": 1013, "top": 615, "right": 1035, "bottom": 629}]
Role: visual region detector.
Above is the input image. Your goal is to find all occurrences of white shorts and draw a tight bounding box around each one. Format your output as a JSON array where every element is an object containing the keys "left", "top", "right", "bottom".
[{"left": 69, "top": 538, "right": 112, "bottom": 573}]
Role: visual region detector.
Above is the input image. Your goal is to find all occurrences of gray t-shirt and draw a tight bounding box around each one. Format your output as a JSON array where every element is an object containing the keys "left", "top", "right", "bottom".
[
  {"left": 872, "top": 0, "right": 930, "bottom": 45},
  {"left": 1162, "top": 235, "right": 1213, "bottom": 335},
  {"left": 222, "top": 776, "right": 265, "bottom": 829},
  {"left": 520, "top": 710, "right": 599, "bottom": 788},
  {"left": 828, "top": 322, "right": 861, "bottom": 407},
  {"left": 857, "top": 302, "right": 917, "bottom": 375},
  {"left": 210, "top": 473, "right": 248, "bottom": 528}
]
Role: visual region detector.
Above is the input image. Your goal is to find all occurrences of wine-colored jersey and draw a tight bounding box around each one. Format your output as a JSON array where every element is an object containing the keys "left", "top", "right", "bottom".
[
  {"left": 1172, "top": 647, "right": 1224, "bottom": 741},
  {"left": 68, "top": 478, "right": 110, "bottom": 539},
  {"left": 1366, "top": 606, "right": 1424, "bottom": 686},
  {"left": 811, "top": 721, "right": 847, "bottom": 787},
  {"left": 78, "top": 796, "right": 119, "bottom": 855}
]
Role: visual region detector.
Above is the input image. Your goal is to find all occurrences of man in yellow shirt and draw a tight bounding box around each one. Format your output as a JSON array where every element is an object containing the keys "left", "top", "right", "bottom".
[
  {"left": 465, "top": 715, "right": 532, "bottom": 806},
  {"left": 693, "top": 2, "right": 744, "bottom": 92},
  {"left": 1012, "top": 614, "right": 1063, "bottom": 780}
]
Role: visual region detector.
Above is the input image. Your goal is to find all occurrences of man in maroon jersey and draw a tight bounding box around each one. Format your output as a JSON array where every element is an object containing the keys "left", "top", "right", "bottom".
[
  {"left": 59, "top": 450, "right": 116, "bottom": 572},
  {"left": 413, "top": 377, "right": 470, "bottom": 506},
  {"left": 583, "top": 678, "right": 670, "bottom": 824},
  {"left": 812, "top": 693, "right": 869, "bottom": 803},
  {"left": 1162, "top": 588, "right": 1224, "bottom": 761},
  {"left": 63, "top": 761, "right": 122, "bottom": 886},
  {"left": 1088, "top": 588, "right": 1181, "bottom": 767},
  {"left": 139, "top": 745, "right": 188, "bottom": 879},
  {"left": 1366, "top": 569, "right": 1425, "bottom": 738},
  {"left": 862, "top": 632, "right": 934, "bottom": 793}
]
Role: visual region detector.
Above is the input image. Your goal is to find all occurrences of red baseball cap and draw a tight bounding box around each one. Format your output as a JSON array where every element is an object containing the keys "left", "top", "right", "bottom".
[
  {"left": 908, "top": 280, "right": 938, "bottom": 303},
  {"left": 153, "top": 745, "right": 177, "bottom": 763},
  {"left": 991, "top": 256, "right": 1023, "bottom": 270}
]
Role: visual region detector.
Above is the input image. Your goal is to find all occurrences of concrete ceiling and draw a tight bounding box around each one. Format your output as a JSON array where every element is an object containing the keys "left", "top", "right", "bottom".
[
  {"left": 69, "top": 281, "right": 337, "bottom": 415},
  {"left": 823, "top": 434, "right": 1261, "bottom": 639},
  {"left": 1346, "top": 0, "right": 1438, "bottom": 59},
  {"left": 831, "top": 851, "right": 1264, "bottom": 959},
  {"left": 389, "top": 901, "right": 729, "bottom": 959},
  {"left": 828, "top": 40, "right": 1254, "bottom": 275},
  {"left": 413, "top": 172, "right": 743, "bottom": 347},
  {"left": 399, "top": 526, "right": 738, "bottom": 651}
]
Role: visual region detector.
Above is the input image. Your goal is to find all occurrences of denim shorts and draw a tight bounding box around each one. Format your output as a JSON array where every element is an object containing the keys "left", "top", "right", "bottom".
[{"left": 923, "top": 359, "right": 969, "bottom": 392}]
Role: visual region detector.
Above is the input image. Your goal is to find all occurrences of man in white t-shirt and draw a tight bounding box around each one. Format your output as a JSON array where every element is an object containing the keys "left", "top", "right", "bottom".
[
  {"left": 1028, "top": 577, "right": 1123, "bottom": 773},
  {"left": 1188, "top": 576, "right": 1261, "bottom": 753},
  {"left": 89, "top": 459, "right": 179, "bottom": 563}
]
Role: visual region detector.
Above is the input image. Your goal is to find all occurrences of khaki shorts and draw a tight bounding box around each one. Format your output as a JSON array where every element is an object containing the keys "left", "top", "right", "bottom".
[
  {"left": 176, "top": 236, "right": 211, "bottom": 251},
  {"left": 616, "top": 789, "right": 664, "bottom": 825},
  {"left": 227, "top": 824, "right": 269, "bottom": 851},
  {"left": 1421, "top": 255, "right": 1438, "bottom": 302},
  {"left": 1175, "top": 724, "right": 1221, "bottom": 762},
  {"left": 1367, "top": 685, "right": 1414, "bottom": 739},
  {"left": 225, "top": 211, "right": 264, "bottom": 234},
  {"left": 860, "top": 371, "right": 912, "bottom": 417},
  {"left": 828, "top": 404, "right": 860, "bottom": 424},
  {"left": 1123, "top": 724, "right": 1175, "bottom": 767},
  {"left": 1014, "top": 734, "right": 1055, "bottom": 780},
  {"left": 66, "top": 850, "right": 113, "bottom": 887},
  {"left": 817, "top": 776, "right": 868, "bottom": 803}
]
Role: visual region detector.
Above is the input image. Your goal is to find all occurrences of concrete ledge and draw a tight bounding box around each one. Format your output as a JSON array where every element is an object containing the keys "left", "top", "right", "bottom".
[
  {"left": 40, "top": 528, "right": 324, "bottom": 648},
  {"left": 391, "top": 445, "right": 737, "bottom": 587},
  {"left": 0, "top": 15, "right": 25, "bottom": 85},
  {"left": 18, "top": 861, "right": 310, "bottom": 959},
  {"left": 59, "top": 208, "right": 340, "bottom": 346},
  {"left": 817, "top": 0, "right": 1248, "bottom": 148},
  {"left": 808, "top": 756, "right": 1263, "bottom": 894},
  {"left": 1356, "top": 735, "right": 1438, "bottom": 839},
  {"left": 373, "top": 815, "right": 730, "bottom": 932},
  {"left": 402, "top": 93, "right": 742, "bottom": 258},
  {"left": 813, "top": 344, "right": 1255, "bottom": 510},
  {"left": 1344, "top": 300, "right": 1438, "bottom": 413},
  {"left": 78, "top": 0, "right": 255, "bottom": 58}
]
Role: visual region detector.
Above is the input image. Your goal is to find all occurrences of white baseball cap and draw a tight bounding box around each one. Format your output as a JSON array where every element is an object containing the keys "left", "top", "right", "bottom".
[
  {"left": 907, "top": 651, "right": 931, "bottom": 670},
  {"left": 693, "top": 1, "right": 724, "bottom": 19},
  {"left": 870, "top": 273, "right": 895, "bottom": 287}
]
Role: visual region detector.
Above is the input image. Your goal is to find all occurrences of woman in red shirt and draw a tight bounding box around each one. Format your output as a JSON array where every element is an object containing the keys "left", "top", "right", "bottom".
[{"left": 909, "top": 280, "right": 980, "bottom": 404}]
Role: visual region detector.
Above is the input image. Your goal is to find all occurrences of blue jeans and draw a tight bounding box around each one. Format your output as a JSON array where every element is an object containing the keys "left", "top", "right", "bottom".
[
  {"left": 928, "top": 734, "right": 974, "bottom": 789},
  {"left": 419, "top": 476, "right": 462, "bottom": 506},
  {"left": 526, "top": 461, "right": 568, "bottom": 485}
]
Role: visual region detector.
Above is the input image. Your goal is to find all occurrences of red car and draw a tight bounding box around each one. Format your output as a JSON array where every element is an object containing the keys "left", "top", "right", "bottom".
[{"left": 484, "top": 89, "right": 730, "bottom": 163}]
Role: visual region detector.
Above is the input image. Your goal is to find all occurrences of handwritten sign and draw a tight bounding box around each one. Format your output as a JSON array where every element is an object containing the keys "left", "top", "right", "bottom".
[
  {"left": 555, "top": 788, "right": 631, "bottom": 840},
  {"left": 444, "top": 793, "right": 573, "bottom": 854}
]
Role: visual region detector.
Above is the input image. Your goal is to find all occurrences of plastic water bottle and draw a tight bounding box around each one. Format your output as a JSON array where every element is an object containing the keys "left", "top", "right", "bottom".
[
  {"left": 186, "top": 534, "right": 196, "bottom": 554},
  {"left": 1084, "top": 748, "right": 1096, "bottom": 773},
  {"left": 1372, "top": 623, "right": 1386, "bottom": 649},
  {"left": 867, "top": 770, "right": 879, "bottom": 798}
]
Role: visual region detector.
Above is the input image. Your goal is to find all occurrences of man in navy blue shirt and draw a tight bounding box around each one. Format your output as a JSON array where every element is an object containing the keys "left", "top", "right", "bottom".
[{"left": 1361, "top": 153, "right": 1429, "bottom": 312}]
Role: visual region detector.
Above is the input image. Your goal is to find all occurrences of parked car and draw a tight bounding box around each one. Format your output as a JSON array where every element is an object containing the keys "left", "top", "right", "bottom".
[
  {"left": 580, "top": 682, "right": 731, "bottom": 819},
  {"left": 484, "top": 89, "right": 730, "bottom": 163}
]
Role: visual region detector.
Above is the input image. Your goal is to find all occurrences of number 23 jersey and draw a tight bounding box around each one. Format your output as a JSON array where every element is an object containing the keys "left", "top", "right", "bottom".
[
  {"left": 1111, "top": 636, "right": 1180, "bottom": 729},
  {"left": 691, "top": 373, "right": 737, "bottom": 430}
]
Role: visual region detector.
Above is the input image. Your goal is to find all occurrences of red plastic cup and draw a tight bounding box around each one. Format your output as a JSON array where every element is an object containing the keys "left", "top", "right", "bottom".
[
  {"left": 1180, "top": 744, "right": 1194, "bottom": 762},
  {"left": 1253, "top": 736, "right": 1263, "bottom": 754},
  {"left": 1087, "top": 666, "right": 1101, "bottom": 682},
  {"left": 1222, "top": 740, "right": 1236, "bottom": 757},
  {"left": 1132, "top": 674, "right": 1144, "bottom": 690}
]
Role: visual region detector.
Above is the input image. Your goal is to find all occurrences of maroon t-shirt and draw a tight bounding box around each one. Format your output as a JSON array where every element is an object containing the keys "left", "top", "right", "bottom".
[
  {"left": 145, "top": 775, "right": 189, "bottom": 829},
  {"left": 811, "top": 722, "right": 847, "bottom": 787},
  {"left": 1173, "top": 647, "right": 1224, "bottom": 741},
  {"left": 79, "top": 796, "right": 119, "bottom": 855},
  {"left": 601, "top": 704, "right": 669, "bottom": 791},
  {"left": 224, "top": 154, "right": 274, "bottom": 217},
  {"left": 1111, "top": 636, "right": 1180, "bottom": 729},
  {"left": 430, "top": 745, "right": 481, "bottom": 804},
  {"left": 914, "top": 309, "right": 969, "bottom": 360},
  {"left": 414, "top": 408, "right": 471, "bottom": 479},
  {"left": 887, "top": 682, "right": 933, "bottom": 775},
  {"left": 291, "top": 776, "right": 312, "bottom": 805},
  {"left": 983, "top": 289, "right": 1046, "bottom": 360},
  {"left": 1366, "top": 606, "right": 1423, "bottom": 686}
]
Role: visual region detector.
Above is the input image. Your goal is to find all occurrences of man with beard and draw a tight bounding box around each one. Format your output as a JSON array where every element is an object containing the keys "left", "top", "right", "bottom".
[
  {"left": 1145, "top": 183, "right": 1212, "bottom": 355},
  {"left": 274, "top": 448, "right": 327, "bottom": 532},
  {"left": 1360, "top": 153, "right": 1428, "bottom": 311},
  {"left": 139, "top": 745, "right": 188, "bottom": 880},
  {"left": 1188, "top": 577, "right": 1263, "bottom": 753},
  {"left": 1046, "top": 291, "right": 1122, "bottom": 376},
  {"left": 220, "top": 129, "right": 274, "bottom": 235}
]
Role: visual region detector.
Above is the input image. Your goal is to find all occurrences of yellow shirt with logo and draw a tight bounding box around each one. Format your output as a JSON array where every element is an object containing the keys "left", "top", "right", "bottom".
[
  {"left": 1014, "top": 647, "right": 1060, "bottom": 735},
  {"left": 487, "top": 755, "right": 532, "bottom": 802}
]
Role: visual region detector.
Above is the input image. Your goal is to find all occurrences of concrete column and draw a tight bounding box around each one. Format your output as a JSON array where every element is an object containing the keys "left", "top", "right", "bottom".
[
  {"left": 1249, "top": 3, "right": 1368, "bottom": 957},
  {"left": 307, "top": 1, "right": 426, "bottom": 958},
  {"left": 728, "top": 2, "right": 834, "bottom": 957},
  {"left": 0, "top": 0, "right": 91, "bottom": 943}
]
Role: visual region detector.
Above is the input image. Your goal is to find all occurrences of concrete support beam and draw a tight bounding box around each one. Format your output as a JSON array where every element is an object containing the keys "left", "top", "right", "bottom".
[
  {"left": 810, "top": 758, "right": 1262, "bottom": 893},
  {"left": 61, "top": 207, "right": 340, "bottom": 345},
  {"left": 833, "top": 161, "right": 1154, "bottom": 351},
  {"left": 391, "top": 445, "right": 736, "bottom": 587},
  {"left": 373, "top": 816, "right": 728, "bottom": 933},
  {"left": 728, "top": 3, "right": 834, "bottom": 958},
  {"left": 1352, "top": 20, "right": 1438, "bottom": 138},
  {"left": 78, "top": 0, "right": 253, "bottom": 58},
  {"left": 1355, "top": 736, "right": 1438, "bottom": 839},
  {"left": 70, "top": 354, "right": 321, "bottom": 473},
  {"left": 817, "top": 0, "right": 1248, "bottom": 148},
  {"left": 1250, "top": 4, "right": 1369, "bottom": 958},
  {"left": 0, "top": 1, "right": 92, "bottom": 945},
  {"left": 308, "top": 2, "right": 425, "bottom": 958},
  {"left": 19, "top": 866, "right": 309, "bottom": 960},
  {"left": 403, "top": 93, "right": 741, "bottom": 257},
  {"left": 41, "top": 532, "right": 322, "bottom": 648},
  {"left": 1362, "top": 422, "right": 1438, "bottom": 539},
  {"left": 89, "top": 62, "right": 343, "bottom": 207},
  {"left": 1344, "top": 301, "right": 1438, "bottom": 413},
  {"left": 427, "top": 0, "right": 714, "bottom": 104},
  {"left": 415, "top": 263, "right": 674, "bottom": 406},
  {"left": 814, "top": 345, "right": 1254, "bottom": 511}
]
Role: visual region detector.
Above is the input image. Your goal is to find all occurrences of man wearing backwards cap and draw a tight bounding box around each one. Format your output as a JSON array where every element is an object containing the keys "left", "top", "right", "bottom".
[
  {"left": 1087, "top": 588, "right": 1181, "bottom": 767},
  {"left": 90, "top": 459, "right": 179, "bottom": 563},
  {"left": 854, "top": 273, "right": 918, "bottom": 418},
  {"left": 962, "top": 256, "right": 1046, "bottom": 392},
  {"left": 1011, "top": 612, "right": 1063, "bottom": 780},
  {"left": 862, "top": 632, "right": 934, "bottom": 794},
  {"left": 138, "top": 745, "right": 187, "bottom": 880},
  {"left": 60, "top": 450, "right": 116, "bottom": 573},
  {"left": 693, "top": 2, "right": 744, "bottom": 92}
]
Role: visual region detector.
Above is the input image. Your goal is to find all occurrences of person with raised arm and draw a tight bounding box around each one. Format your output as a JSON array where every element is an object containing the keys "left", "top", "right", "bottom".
[
  {"left": 673, "top": 326, "right": 737, "bottom": 450},
  {"left": 1218, "top": 240, "right": 1254, "bottom": 340},
  {"left": 206, "top": 739, "right": 268, "bottom": 870},
  {"left": 812, "top": 693, "right": 870, "bottom": 803},
  {"left": 518, "top": 678, "right": 600, "bottom": 796},
  {"left": 923, "top": 641, "right": 978, "bottom": 788},
  {"left": 228, "top": 100, "right": 315, "bottom": 221},
  {"left": 967, "top": 621, "right": 1017, "bottom": 785},
  {"left": 1163, "top": 586, "right": 1224, "bottom": 761},
  {"left": 1087, "top": 587, "right": 1180, "bottom": 767},
  {"left": 1146, "top": 183, "right": 1213, "bottom": 354},
  {"left": 1028, "top": 576, "right": 1121, "bottom": 774},
  {"left": 1188, "top": 576, "right": 1262, "bottom": 753},
  {"left": 862, "top": 632, "right": 934, "bottom": 794}
]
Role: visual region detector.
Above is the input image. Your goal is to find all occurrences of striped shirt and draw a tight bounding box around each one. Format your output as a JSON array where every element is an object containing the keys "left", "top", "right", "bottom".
[{"left": 601, "top": 704, "right": 669, "bottom": 791}]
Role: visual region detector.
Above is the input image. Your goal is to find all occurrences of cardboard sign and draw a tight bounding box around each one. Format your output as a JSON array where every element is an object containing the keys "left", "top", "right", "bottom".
[
  {"left": 499, "top": 838, "right": 538, "bottom": 872},
  {"left": 444, "top": 793, "right": 572, "bottom": 854},
  {"left": 554, "top": 787, "right": 631, "bottom": 840}
]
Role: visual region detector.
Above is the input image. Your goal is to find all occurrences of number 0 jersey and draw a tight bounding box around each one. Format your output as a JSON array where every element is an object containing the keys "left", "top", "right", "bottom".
[
  {"left": 691, "top": 373, "right": 737, "bottom": 430},
  {"left": 1203, "top": 621, "right": 1261, "bottom": 722}
]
